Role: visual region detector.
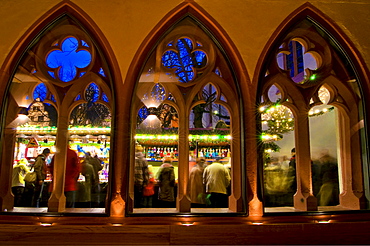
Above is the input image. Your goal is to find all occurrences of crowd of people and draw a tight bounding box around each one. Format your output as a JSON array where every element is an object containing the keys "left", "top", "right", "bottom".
[
  {"left": 11, "top": 146, "right": 104, "bottom": 208},
  {"left": 264, "top": 147, "right": 340, "bottom": 207},
  {"left": 134, "top": 145, "right": 231, "bottom": 209}
]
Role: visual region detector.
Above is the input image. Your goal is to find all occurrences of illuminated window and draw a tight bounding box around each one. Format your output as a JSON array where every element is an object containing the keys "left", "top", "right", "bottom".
[
  {"left": 260, "top": 18, "right": 367, "bottom": 213},
  {"left": 133, "top": 17, "right": 241, "bottom": 214},
  {"left": 6, "top": 15, "right": 112, "bottom": 214}
]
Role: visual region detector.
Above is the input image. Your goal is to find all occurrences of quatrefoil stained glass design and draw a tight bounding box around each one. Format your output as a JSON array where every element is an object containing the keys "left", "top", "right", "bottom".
[
  {"left": 46, "top": 37, "right": 92, "bottom": 82},
  {"left": 162, "top": 38, "right": 207, "bottom": 83}
]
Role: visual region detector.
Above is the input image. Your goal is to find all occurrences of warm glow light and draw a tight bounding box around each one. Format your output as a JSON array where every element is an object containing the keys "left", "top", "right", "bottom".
[
  {"left": 317, "top": 220, "right": 331, "bottom": 224},
  {"left": 251, "top": 222, "right": 263, "bottom": 225},
  {"left": 40, "top": 222, "right": 52, "bottom": 226},
  {"left": 17, "top": 114, "right": 29, "bottom": 121},
  {"left": 181, "top": 221, "right": 194, "bottom": 226},
  {"left": 111, "top": 223, "right": 123, "bottom": 226}
]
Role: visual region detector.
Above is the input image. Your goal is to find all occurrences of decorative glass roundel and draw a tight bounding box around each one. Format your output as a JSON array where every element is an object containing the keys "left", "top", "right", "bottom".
[
  {"left": 46, "top": 37, "right": 92, "bottom": 82},
  {"left": 162, "top": 38, "right": 207, "bottom": 83}
]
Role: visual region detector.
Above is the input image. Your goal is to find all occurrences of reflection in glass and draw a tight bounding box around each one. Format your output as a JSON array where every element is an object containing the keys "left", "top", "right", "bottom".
[
  {"left": 261, "top": 103, "right": 295, "bottom": 207},
  {"left": 310, "top": 86, "right": 339, "bottom": 206},
  {"left": 276, "top": 40, "right": 318, "bottom": 84}
]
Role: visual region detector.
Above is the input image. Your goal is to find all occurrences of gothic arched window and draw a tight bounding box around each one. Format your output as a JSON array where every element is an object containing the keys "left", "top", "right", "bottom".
[
  {"left": 259, "top": 17, "right": 367, "bottom": 213},
  {"left": 132, "top": 17, "right": 242, "bottom": 214},
  {"left": 4, "top": 15, "right": 113, "bottom": 214}
]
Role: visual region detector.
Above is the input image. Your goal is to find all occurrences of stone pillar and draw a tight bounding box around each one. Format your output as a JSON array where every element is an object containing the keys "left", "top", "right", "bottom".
[
  {"left": 48, "top": 110, "right": 68, "bottom": 212},
  {"left": 337, "top": 110, "right": 365, "bottom": 209},
  {"left": 0, "top": 128, "right": 17, "bottom": 211},
  {"left": 293, "top": 111, "right": 317, "bottom": 211},
  {"left": 177, "top": 109, "right": 191, "bottom": 212},
  {"left": 228, "top": 116, "right": 244, "bottom": 212}
]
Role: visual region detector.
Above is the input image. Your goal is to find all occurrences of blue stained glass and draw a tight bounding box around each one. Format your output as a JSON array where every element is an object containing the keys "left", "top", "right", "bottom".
[
  {"left": 51, "top": 94, "right": 56, "bottom": 102},
  {"left": 287, "top": 41, "right": 294, "bottom": 77},
  {"left": 162, "top": 38, "right": 207, "bottom": 83},
  {"left": 33, "top": 83, "right": 47, "bottom": 101},
  {"left": 99, "top": 67, "right": 106, "bottom": 77},
  {"left": 287, "top": 41, "right": 304, "bottom": 78},
  {"left": 194, "top": 51, "right": 207, "bottom": 67},
  {"left": 85, "top": 83, "right": 99, "bottom": 103},
  {"left": 75, "top": 94, "right": 81, "bottom": 101},
  {"left": 167, "top": 93, "right": 175, "bottom": 102},
  {"left": 26, "top": 96, "right": 29, "bottom": 100},
  {"left": 215, "top": 68, "right": 222, "bottom": 77},
  {"left": 79, "top": 72, "right": 86, "bottom": 77},
  {"left": 151, "top": 83, "right": 166, "bottom": 102},
  {"left": 138, "top": 106, "right": 149, "bottom": 122},
  {"left": 102, "top": 92, "right": 109, "bottom": 102},
  {"left": 296, "top": 42, "right": 304, "bottom": 74},
  {"left": 46, "top": 37, "right": 92, "bottom": 82},
  {"left": 48, "top": 71, "right": 56, "bottom": 79},
  {"left": 81, "top": 40, "right": 89, "bottom": 47}
]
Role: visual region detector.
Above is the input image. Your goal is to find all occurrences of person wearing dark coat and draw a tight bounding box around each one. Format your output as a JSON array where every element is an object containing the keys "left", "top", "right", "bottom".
[{"left": 156, "top": 157, "right": 176, "bottom": 208}]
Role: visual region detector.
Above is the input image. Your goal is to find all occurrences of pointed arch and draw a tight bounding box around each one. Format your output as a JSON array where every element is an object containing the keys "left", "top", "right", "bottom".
[
  {"left": 256, "top": 2, "right": 369, "bottom": 212},
  {"left": 0, "top": 1, "right": 120, "bottom": 213},
  {"left": 125, "top": 1, "right": 248, "bottom": 214},
  {"left": 255, "top": 2, "right": 370, "bottom": 94},
  {"left": 125, "top": 1, "right": 250, "bottom": 100},
  {"left": 0, "top": 1, "right": 121, "bottom": 108}
]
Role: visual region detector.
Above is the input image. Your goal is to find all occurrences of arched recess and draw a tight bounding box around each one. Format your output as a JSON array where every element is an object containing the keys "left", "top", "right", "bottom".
[
  {"left": 0, "top": 1, "right": 121, "bottom": 214},
  {"left": 125, "top": 1, "right": 249, "bottom": 214},
  {"left": 256, "top": 3, "right": 369, "bottom": 212}
]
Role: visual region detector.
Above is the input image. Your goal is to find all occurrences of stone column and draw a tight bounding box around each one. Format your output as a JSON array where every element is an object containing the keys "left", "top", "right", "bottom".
[
  {"left": 177, "top": 108, "right": 191, "bottom": 212},
  {"left": 48, "top": 110, "right": 68, "bottom": 212},
  {"left": 293, "top": 111, "right": 317, "bottom": 211},
  {"left": 0, "top": 128, "right": 17, "bottom": 211}
]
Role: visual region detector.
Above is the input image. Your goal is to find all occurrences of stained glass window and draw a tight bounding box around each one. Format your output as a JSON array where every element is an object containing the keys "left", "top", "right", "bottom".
[
  {"left": 162, "top": 38, "right": 207, "bottom": 83},
  {"left": 46, "top": 37, "right": 92, "bottom": 82}
]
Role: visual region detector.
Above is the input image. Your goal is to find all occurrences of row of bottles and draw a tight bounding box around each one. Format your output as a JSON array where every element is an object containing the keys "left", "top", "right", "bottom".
[
  {"left": 198, "top": 148, "right": 230, "bottom": 158},
  {"left": 144, "top": 147, "right": 178, "bottom": 160},
  {"left": 143, "top": 146, "right": 231, "bottom": 160}
]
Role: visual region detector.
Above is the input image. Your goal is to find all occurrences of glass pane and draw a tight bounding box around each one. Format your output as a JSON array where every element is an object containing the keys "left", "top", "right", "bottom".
[
  {"left": 189, "top": 97, "right": 231, "bottom": 209},
  {"left": 46, "top": 37, "right": 92, "bottom": 82},
  {"left": 261, "top": 102, "right": 296, "bottom": 209},
  {"left": 5, "top": 16, "right": 112, "bottom": 214},
  {"left": 310, "top": 86, "right": 339, "bottom": 206},
  {"left": 135, "top": 104, "right": 179, "bottom": 209},
  {"left": 277, "top": 40, "right": 318, "bottom": 84},
  {"left": 162, "top": 38, "right": 207, "bottom": 83},
  {"left": 13, "top": 100, "right": 58, "bottom": 208},
  {"left": 68, "top": 103, "right": 111, "bottom": 208}
]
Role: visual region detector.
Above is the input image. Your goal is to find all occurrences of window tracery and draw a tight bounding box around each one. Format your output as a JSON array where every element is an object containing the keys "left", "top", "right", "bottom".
[{"left": 260, "top": 18, "right": 366, "bottom": 212}]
